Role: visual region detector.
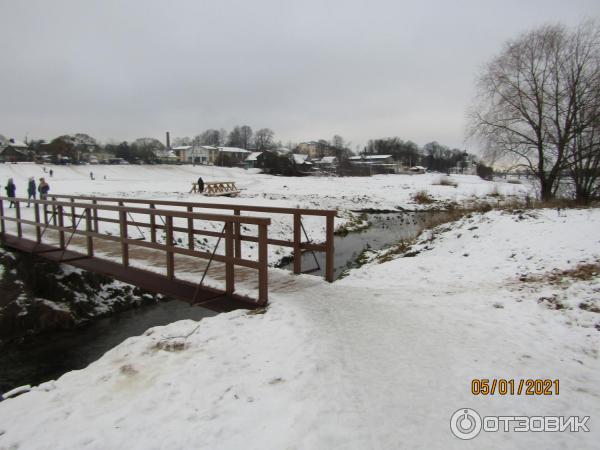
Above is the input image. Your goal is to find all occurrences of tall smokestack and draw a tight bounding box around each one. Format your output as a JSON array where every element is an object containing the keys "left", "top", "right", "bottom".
[{"left": 166, "top": 131, "right": 171, "bottom": 149}]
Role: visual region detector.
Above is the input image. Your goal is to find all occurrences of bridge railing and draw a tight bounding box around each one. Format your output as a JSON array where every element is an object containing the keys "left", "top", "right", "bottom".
[
  {"left": 36, "top": 194, "right": 337, "bottom": 281},
  {"left": 0, "top": 196, "right": 271, "bottom": 304}
]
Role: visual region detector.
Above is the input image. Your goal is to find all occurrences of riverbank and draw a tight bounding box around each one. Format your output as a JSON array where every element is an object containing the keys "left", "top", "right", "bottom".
[
  {"left": 1, "top": 207, "right": 598, "bottom": 449},
  {"left": 0, "top": 247, "right": 163, "bottom": 344}
]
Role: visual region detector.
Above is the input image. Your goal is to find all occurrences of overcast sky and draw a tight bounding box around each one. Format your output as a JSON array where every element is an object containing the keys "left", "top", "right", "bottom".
[{"left": 1, "top": 0, "right": 599, "bottom": 152}]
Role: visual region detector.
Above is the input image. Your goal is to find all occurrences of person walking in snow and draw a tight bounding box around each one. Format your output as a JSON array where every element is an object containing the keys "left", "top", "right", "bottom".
[
  {"left": 90, "top": 171, "right": 94, "bottom": 180},
  {"left": 27, "top": 177, "right": 36, "bottom": 207},
  {"left": 5, "top": 178, "right": 16, "bottom": 208},
  {"left": 49, "top": 169, "right": 53, "bottom": 177},
  {"left": 38, "top": 177, "right": 50, "bottom": 199},
  {"left": 197, "top": 176, "right": 204, "bottom": 193}
]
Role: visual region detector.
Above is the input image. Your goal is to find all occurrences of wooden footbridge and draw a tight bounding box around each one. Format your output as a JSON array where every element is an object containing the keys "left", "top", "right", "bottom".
[{"left": 0, "top": 195, "right": 336, "bottom": 312}]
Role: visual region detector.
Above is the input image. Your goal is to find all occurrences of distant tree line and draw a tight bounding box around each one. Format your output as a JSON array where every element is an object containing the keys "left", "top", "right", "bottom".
[{"left": 364, "top": 138, "right": 480, "bottom": 174}]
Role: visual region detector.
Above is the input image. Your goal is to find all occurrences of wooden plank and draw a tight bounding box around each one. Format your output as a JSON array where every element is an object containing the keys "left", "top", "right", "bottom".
[
  {"left": 85, "top": 208, "right": 94, "bottom": 257},
  {"left": 57, "top": 205, "right": 65, "bottom": 248},
  {"left": 326, "top": 214, "right": 335, "bottom": 282},
  {"left": 187, "top": 206, "right": 194, "bottom": 250},
  {"left": 34, "top": 203, "right": 41, "bottom": 243},
  {"left": 258, "top": 223, "right": 268, "bottom": 305},
  {"left": 36, "top": 194, "right": 336, "bottom": 217},
  {"left": 0, "top": 199, "right": 4, "bottom": 235},
  {"left": 234, "top": 209, "right": 241, "bottom": 259},
  {"left": 15, "top": 201, "right": 22, "bottom": 238},
  {"left": 70, "top": 198, "right": 76, "bottom": 229},
  {"left": 119, "top": 210, "right": 129, "bottom": 267},
  {"left": 293, "top": 213, "right": 301, "bottom": 274},
  {"left": 149, "top": 203, "right": 157, "bottom": 243},
  {"left": 225, "top": 222, "right": 234, "bottom": 294},
  {"left": 0, "top": 196, "right": 272, "bottom": 226},
  {"left": 165, "top": 215, "right": 175, "bottom": 280},
  {"left": 92, "top": 199, "right": 99, "bottom": 232}
]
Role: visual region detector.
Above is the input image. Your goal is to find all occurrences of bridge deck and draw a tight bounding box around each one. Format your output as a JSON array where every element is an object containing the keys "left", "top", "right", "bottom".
[{"left": 2, "top": 233, "right": 262, "bottom": 312}]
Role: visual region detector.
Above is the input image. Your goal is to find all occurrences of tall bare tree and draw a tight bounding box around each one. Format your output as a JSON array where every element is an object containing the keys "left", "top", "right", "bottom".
[
  {"left": 254, "top": 128, "right": 274, "bottom": 151},
  {"left": 469, "top": 22, "right": 600, "bottom": 200},
  {"left": 240, "top": 125, "right": 253, "bottom": 149}
]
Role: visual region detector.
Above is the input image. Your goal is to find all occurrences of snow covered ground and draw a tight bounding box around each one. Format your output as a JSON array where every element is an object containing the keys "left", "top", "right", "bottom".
[
  {"left": 0, "top": 162, "right": 532, "bottom": 212},
  {"left": 0, "top": 164, "right": 597, "bottom": 448},
  {"left": 0, "top": 163, "right": 533, "bottom": 265}
]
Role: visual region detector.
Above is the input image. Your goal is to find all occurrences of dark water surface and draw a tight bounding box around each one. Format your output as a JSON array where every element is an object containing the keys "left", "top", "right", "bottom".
[
  {"left": 285, "top": 211, "right": 450, "bottom": 279},
  {"left": 0, "top": 300, "right": 215, "bottom": 394}
]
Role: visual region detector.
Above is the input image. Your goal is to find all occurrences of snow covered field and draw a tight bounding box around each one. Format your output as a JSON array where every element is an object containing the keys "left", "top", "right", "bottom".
[
  {"left": 0, "top": 162, "right": 532, "bottom": 213},
  {"left": 0, "top": 163, "right": 533, "bottom": 264},
  {"left": 1, "top": 164, "right": 598, "bottom": 449}
]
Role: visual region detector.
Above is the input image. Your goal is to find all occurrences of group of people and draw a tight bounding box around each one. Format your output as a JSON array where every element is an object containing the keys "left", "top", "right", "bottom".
[{"left": 4, "top": 177, "right": 50, "bottom": 208}]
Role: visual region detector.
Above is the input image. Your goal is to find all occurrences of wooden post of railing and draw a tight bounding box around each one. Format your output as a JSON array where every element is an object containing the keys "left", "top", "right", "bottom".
[
  {"left": 165, "top": 215, "right": 174, "bottom": 279},
  {"left": 43, "top": 200, "right": 49, "bottom": 225},
  {"left": 258, "top": 222, "right": 268, "bottom": 304},
  {"left": 34, "top": 202, "right": 41, "bottom": 243},
  {"left": 119, "top": 210, "right": 129, "bottom": 267},
  {"left": 92, "top": 199, "right": 99, "bottom": 232},
  {"left": 225, "top": 221, "right": 234, "bottom": 295},
  {"left": 149, "top": 203, "right": 157, "bottom": 243},
  {"left": 0, "top": 199, "right": 5, "bottom": 235},
  {"left": 15, "top": 201, "right": 22, "bottom": 238},
  {"left": 234, "top": 209, "right": 241, "bottom": 258},
  {"left": 52, "top": 196, "right": 58, "bottom": 226},
  {"left": 57, "top": 205, "right": 65, "bottom": 248},
  {"left": 85, "top": 208, "right": 93, "bottom": 257},
  {"left": 325, "top": 214, "right": 335, "bottom": 282},
  {"left": 187, "top": 206, "right": 194, "bottom": 250},
  {"left": 293, "top": 212, "right": 302, "bottom": 274},
  {"left": 70, "top": 198, "right": 76, "bottom": 229}
]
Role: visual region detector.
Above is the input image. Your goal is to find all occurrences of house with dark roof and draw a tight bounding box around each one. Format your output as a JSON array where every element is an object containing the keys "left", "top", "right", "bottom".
[{"left": 0, "top": 139, "right": 31, "bottom": 162}]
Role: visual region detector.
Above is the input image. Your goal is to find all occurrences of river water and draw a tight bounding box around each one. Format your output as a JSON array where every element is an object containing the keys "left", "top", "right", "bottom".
[
  {"left": 0, "top": 301, "right": 216, "bottom": 395},
  {"left": 1, "top": 211, "right": 447, "bottom": 394},
  {"left": 284, "top": 211, "right": 449, "bottom": 279}
]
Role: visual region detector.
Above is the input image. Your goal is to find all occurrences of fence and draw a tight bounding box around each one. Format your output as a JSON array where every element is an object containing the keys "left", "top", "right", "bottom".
[
  {"left": 35, "top": 194, "right": 337, "bottom": 281},
  {"left": 0, "top": 196, "right": 271, "bottom": 304}
]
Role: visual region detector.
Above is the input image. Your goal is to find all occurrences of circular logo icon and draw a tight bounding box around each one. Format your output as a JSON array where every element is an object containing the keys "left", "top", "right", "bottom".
[{"left": 450, "top": 408, "right": 482, "bottom": 440}]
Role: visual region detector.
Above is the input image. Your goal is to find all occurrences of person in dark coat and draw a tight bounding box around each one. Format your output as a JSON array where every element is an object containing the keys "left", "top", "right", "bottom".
[
  {"left": 197, "top": 177, "right": 204, "bottom": 193},
  {"left": 5, "top": 178, "right": 16, "bottom": 208},
  {"left": 38, "top": 177, "right": 50, "bottom": 199},
  {"left": 27, "top": 177, "right": 36, "bottom": 207}
]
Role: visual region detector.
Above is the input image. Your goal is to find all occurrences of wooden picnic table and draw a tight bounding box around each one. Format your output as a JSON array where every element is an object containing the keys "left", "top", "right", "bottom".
[{"left": 190, "top": 181, "right": 241, "bottom": 197}]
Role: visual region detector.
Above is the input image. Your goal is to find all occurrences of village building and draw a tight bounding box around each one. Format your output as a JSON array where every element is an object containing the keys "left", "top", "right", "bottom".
[
  {"left": 215, "top": 147, "right": 251, "bottom": 166},
  {"left": 172, "top": 145, "right": 193, "bottom": 163},
  {"left": 0, "top": 139, "right": 31, "bottom": 162},
  {"left": 312, "top": 156, "right": 338, "bottom": 174},
  {"left": 291, "top": 153, "right": 313, "bottom": 169},
  {"left": 244, "top": 152, "right": 264, "bottom": 169},
  {"left": 297, "top": 141, "right": 337, "bottom": 159},
  {"left": 348, "top": 154, "right": 398, "bottom": 174}
]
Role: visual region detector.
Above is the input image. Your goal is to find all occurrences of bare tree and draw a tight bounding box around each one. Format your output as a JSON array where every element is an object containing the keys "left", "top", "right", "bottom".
[
  {"left": 240, "top": 125, "right": 253, "bottom": 149},
  {"left": 193, "top": 129, "right": 221, "bottom": 146},
  {"left": 172, "top": 136, "right": 192, "bottom": 146},
  {"left": 332, "top": 134, "right": 345, "bottom": 150},
  {"left": 228, "top": 126, "right": 242, "bottom": 147},
  {"left": 254, "top": 128, "right": 274, "bottom": 151},
  {"left": 469, "top": 22, "right": 600, "bottom": 200},
  {"left": 568, "top": 118, "right": 600, "bottom": 202}
]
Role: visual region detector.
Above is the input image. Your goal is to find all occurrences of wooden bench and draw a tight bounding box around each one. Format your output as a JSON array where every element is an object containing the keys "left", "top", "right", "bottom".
[{"left": 191, "top": 181, "right": 241, "bottom": 197}]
